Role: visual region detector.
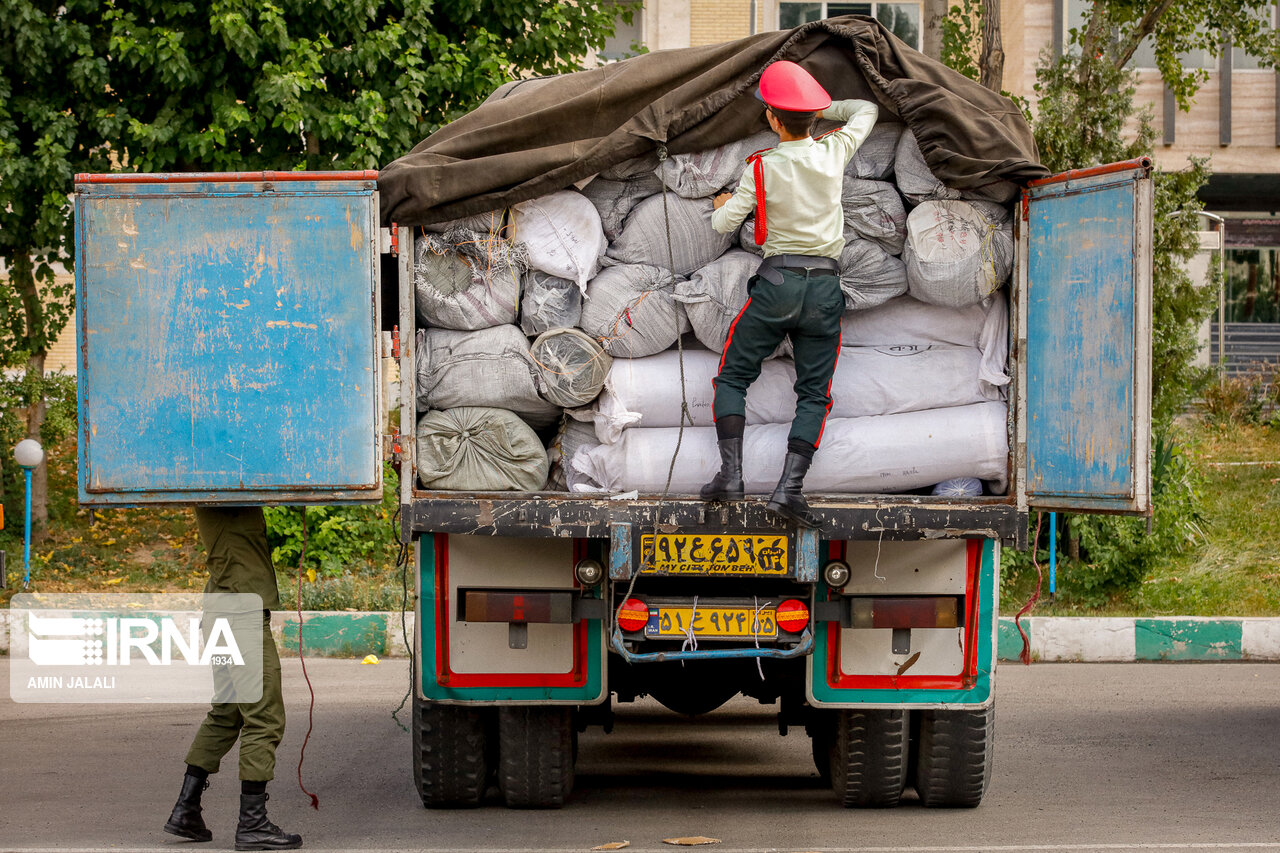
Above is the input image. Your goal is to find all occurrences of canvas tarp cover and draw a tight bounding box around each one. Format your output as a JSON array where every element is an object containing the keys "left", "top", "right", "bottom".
[{"left": 379, "top": 15, "right": 1047, "bottom": 226}]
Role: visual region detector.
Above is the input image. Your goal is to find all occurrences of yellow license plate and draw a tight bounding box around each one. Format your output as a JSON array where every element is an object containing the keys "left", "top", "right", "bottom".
[
  {"left": 645, "top": 607, "right": 778, "bottom": 639},
  {"left": 639, "top": 534, "right": 789, "bottom": 575}
]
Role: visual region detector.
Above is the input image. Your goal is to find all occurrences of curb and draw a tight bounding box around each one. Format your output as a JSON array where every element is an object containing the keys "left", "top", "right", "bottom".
[{"left": 3, "top": 610, "right": 1279, "bottom": 661}]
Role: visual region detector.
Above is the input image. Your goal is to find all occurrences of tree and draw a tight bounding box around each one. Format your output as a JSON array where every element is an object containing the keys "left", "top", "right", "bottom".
[
  {"left": 0, "top": 2, "right": 117, "bottom": 537},
  {"left": 0, "top": 0, "right": 634, "bottom": 532}
]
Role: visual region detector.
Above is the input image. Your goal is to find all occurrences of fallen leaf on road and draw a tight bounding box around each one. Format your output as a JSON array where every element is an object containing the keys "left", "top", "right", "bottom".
[
  {"left": 306, "top": 568, "right": 317, "bottom": 583},
  {"left": 663, "top": 838, "right": 720, "bottom": 846},
  {"left": 592, "top": 843, "right": 630, "bottom": 850},
  {"left": 105, "top": 578, "right": 123, "bottom": 585},
  {"left": 361, "top": 655, "right": 380, "bottom": 665}
]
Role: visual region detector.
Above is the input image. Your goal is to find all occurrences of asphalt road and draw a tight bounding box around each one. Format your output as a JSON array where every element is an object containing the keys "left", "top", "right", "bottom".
[{"left": 1, "top": 659, "right": 1278, "bottom": 853}]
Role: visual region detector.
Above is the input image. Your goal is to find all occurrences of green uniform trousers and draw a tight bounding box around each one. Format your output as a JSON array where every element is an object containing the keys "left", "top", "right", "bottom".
[
  {"left": 185, "top": 507, "right": 285, "bottom": 782},
  {"left": 713, "top": 268, "right": 844, "bottom": 447}
]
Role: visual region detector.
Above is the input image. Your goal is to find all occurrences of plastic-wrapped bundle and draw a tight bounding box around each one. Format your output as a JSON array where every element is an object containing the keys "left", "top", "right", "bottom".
[
  {"left": 510, "top": 190, "right": 606, "bottom": 291},
  {"left": 415, "top": 326, "right": 559, "bottom": 428},
  {"left": 932, "top": 477, "right": 983, "bottom": 497},
  {"left": 842, "top": 178, "right": 907, "bottom": 255},
  {"left": 416, "top": 407, "right": 549, "bottom": 492},
  {"left": 586, "top": 346, "right": 994, "bottom": 443},
  {"left": 581, "top": 173, "right": 664, "bottom": 241},
  {"left": 842, "top": 293, "right": 1010, "bottom": 397},
  {"left": 654, "top": 130, "right": 776, "bottom": 199},
  {"left": 839, "top": 238, "right": 908, "bottom": 310},
  {"left": 894, "top": 129, "right": 963, "bottom": 206},
  {"left": 570, "top": 401, "right": 1010, "bottom": 495},
  {"left": 519, "top": 271, "right": 582, "bottom": 335},
  {"left": 546, "top": 416, "right": 599, "bottom": 491},
  {"left": 414, "top": 230, "right": 524, "bottom": 330},
  {"left": 673, "top": 249, "right": 761, "bottom": 351},
  {"left": 606, "top": 194, "right": 736, "bottom": 276},
  {"left": 529, "top": 328, "right": 612, "bottom": 408},
  {"left": 904, "top": 200, "right": 1014, "bottom": 309},
  {"left": 579, "top": 264, "right": 689, "bottom": 358}
]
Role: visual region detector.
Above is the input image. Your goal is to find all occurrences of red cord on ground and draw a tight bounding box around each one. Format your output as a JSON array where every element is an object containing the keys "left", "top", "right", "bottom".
[
  {"left": 295, "top": 510, "right": 319, "bottom": 809},
  {"left": 1015, "top": 511, "right": 1044, "bottom": 666}
]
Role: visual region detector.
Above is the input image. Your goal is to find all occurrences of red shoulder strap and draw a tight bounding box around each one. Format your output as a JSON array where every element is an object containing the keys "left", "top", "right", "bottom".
[{"left": 748, "top": 151, "right": 768, "bottom": 246}]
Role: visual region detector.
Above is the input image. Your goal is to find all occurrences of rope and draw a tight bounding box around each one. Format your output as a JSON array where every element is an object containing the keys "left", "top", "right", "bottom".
[
  {"left": 1014, "top": 511, "right": 1045, "bottom": 666},
  {"left": 294, "top": 507, "right": 319, "bottom": 809},
  {"left": 612, "top": 144, "right": 696, "bottom": 636},
  {"left": 390, "top": 505, "right": 413, "bottom": 734}
]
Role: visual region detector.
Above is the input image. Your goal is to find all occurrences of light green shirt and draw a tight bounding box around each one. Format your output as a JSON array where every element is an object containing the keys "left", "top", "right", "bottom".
[{"left": 711, "top": 98, "right": 879, "bottom": 260}]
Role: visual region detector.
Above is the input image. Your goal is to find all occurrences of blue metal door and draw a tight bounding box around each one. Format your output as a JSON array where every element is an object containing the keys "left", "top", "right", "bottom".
[
  {"left": 74, "top": 173, "right": 382, "bottom": 505},
  {"left": 1018, "top": 159, "right": 1153, "bottom": 514}
]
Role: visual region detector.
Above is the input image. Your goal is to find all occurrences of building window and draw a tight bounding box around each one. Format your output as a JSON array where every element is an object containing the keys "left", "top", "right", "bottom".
[
  {"left": 599, "top": 2, "right": 645, "bottom": 62},
  {"left": 1233, "top": 3, "right": 1277, "bottom": 71},
  {"left": 1064, "top": 0, "right": 1273, "bottom": 71},
  {"left": 1225, "top": 247, "right": 1280, "bottom": 324},
  {"left": 779, "top": 2, "right": 922, "bottom": 51}
]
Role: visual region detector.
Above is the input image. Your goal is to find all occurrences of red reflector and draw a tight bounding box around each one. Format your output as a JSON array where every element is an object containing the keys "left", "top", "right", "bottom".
[
  {"left": 617, "top": 598, "right": 650, "bottom": 633},
  {"left": 850, "top": 597, "right": 960, "bottom": 630},
  {"left": 775, "top": 599, "right": 809, "bottom": 633}
]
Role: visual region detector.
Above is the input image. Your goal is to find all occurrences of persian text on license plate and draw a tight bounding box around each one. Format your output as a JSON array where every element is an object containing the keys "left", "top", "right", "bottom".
[
  {"left": 645, "top": 607, "right": 778, "bottom": 639},
  {"left": 639, "top": 534, "right": 789, "bottom": 575}
]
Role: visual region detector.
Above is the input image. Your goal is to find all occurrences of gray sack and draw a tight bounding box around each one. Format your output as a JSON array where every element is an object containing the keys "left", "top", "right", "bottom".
[
  {"left": 414, "top": 230, "right": 525, "bottom": 330},
  {"left": 415, "top": 325, "right": 560, "bottom": 427},
  {"left": 416, "top": 406, "right": 549, "bottom": 492},
  {"left": 579, "top": 263, "right": 689, "bottom": 358},
  {"left": 520, "top": 270, "right": 582, "bottom": 335}
]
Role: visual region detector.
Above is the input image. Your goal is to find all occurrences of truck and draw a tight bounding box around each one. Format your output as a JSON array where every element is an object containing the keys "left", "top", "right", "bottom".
[
  {"left": 73, "top": 154, "right": 1153, "bottom": 810},
  {"left": 72, "top": 23, "right": 1153, "bottom": 814}
]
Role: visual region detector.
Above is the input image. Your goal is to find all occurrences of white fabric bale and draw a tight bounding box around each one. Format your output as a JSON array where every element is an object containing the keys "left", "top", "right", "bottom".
[
  {"left": 415, "top": 326, "right": 560, "bottom": 428},
  {"left": 519, "top": 271, "right": 582, "bottom": 335},
  {"left": 842, "top": 292, "right": 1011, "bottom": 399},
  {"left": 894, "top": 129, "right": 963, "bottom": 206},
  {"left": 904, "top": 199, "right": 1014, "bottom": 309},
  {"left": 586, "top": 345, "right": 993, "bottom": 443},
  {"left": 839, "top": 238, "right": 908, "bottom": 310},
  {"left": 570, "top": 401, "right": 1009, "bottom": 495},
  {"left": 606, "top": 194, "right": 736, "bottom": 276},
  {"left": 579, "top": 264, "right": 689, "bottom": 358},
  {"left": 414, "top": 230, "right": 525, "bottom": 330},
  {"left": 416, "top": 407, "right": 548, "bottom": 492},
  {"left": 530, "top": 327, "right": 612, "bottom": 408},
  {"left": 581, "top": 173, "right": 664, "bottom": 241},
  {"left": 842, "top": 178, "right": 907, "bottom": 255},
  {"left": 655, "top": 130, "right": 777, "bottom": 199},
  {"left": 673, "top": 249, "right": 762, "bottom": 351},
  {"left": 932, "top": 477, "right": 983, "bottom": 497},
  {"left": 511, "top": 190, "right": 606, "bottom": 291}
]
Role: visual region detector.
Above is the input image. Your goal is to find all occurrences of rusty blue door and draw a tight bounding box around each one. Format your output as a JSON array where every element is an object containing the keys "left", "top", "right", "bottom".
[
  {"left": 74, "top": 172, "right": 382, "bottom": 505},
  {"left": 1018, "top": 159, "right": 1153, "bottom": 513}
]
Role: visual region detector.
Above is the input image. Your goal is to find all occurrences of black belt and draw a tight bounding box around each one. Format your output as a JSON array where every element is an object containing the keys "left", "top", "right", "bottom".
[{"left": 757, "top": 253, "right": 839, "bottom": 285}]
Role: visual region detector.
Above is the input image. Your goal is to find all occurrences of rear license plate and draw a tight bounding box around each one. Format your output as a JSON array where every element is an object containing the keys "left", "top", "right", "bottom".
[
  {"left": 645, "top": 607, "right": 778, "bottom": 640},
  {"left": 639, "top": 534, "right": 789, "bottom": 575}
]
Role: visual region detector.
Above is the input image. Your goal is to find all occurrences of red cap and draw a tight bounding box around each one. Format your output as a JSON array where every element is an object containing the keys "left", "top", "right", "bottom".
[{"left": 756, "top": 61, "right": 832, "bottom": 113}]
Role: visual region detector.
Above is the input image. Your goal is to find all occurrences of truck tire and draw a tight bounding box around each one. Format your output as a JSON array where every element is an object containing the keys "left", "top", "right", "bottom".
[
  {"left": 915, "top": 705, "right": 995, "bottom": 808},
  {"left": 497, "top": 706, "right": 576, "bottom": 809},
  {"left": 829, "top": 709, "right": 909, "bottom": 808},
  {"left": 412, "top": 696, "right": 490, "bottom": 808}
]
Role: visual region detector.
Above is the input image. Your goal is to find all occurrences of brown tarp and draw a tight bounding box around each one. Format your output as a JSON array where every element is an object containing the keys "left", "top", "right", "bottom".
[{"left": 379, "top": 15, "right": 1050, "bottom": 227}]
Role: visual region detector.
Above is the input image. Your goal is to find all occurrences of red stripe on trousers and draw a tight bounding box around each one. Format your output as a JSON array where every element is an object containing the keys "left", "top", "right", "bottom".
[
  {"left": 713, "top": 295, "right": 754, "bottom": 422},
  {"left": 813, "top": 317, "right": 843, "bottom": 449}
]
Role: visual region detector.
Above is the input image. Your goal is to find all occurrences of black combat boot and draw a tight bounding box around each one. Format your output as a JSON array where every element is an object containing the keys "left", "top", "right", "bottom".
[
  {"left": 699, "top": 437, "right": 744, "bottom": 501},
  {"left": 765, "top": 452, "right": 821, "bottom": 528},
  {"left": 235, "top": 792, "right": 302, "bottom": 851},
  {"left": 164, "top": 772, "right": 213, "bottom": 842}
]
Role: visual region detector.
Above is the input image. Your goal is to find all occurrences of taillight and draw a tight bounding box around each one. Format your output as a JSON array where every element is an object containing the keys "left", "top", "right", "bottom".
[
  {"left": 775, "top": 599, "right": 809, "bottom": 634},
  {"left": 617, "top": 598, "right": 649, "bottom": 633}
]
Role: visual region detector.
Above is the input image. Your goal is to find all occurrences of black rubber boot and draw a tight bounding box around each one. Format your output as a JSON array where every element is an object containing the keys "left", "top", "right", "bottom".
[
  {"left": 699, "top": 437, "right": 745, "bottom": 501},
  {"left": 164, "top": 773, "right": 213, "bottom": 842},
  {"left": 765, "top": 452, "right": 821, "bottom": 528},
  {"left": 235, "top": 793, "right": 302, "bottom": 851}
]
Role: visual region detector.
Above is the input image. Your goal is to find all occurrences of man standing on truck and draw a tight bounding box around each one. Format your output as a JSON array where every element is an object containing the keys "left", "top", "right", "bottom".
[
  {"left": 700, "top": 60, "right": 877, "bottom": 527},
  {"left": 164, "top": 506, "right": 303, "bottom": 851}
]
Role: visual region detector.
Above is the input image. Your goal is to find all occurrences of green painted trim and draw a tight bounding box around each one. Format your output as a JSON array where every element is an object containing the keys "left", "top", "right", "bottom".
[
  {"left": 280, "top": 613, "right": 386, "bottom": 657},
  {"left": 997, "top": 617, "right": 1026, "bottom": 662},
  {"left": 807, "top": 539, "right": 997, "bottom": 707},
  {"left": 416, "top": 536, "right": 606, "bottom": 703},
  {"left": 1134, "top": 618, "right": 1243, "bottom": 661}
]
